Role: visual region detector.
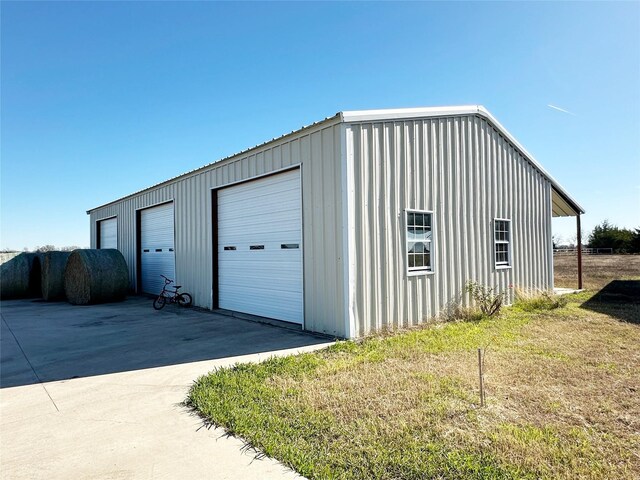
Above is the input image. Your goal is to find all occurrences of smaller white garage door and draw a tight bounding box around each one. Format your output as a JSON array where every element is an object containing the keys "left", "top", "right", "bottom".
[
  {"left": 99, "top": 218, "right": 117, "bottom": 249},
  {"left": 218, "top": 169, "right": 303, "bottom": 324},
  {"left": 140, "top": 203, "right": 175, "bottom": 295}
]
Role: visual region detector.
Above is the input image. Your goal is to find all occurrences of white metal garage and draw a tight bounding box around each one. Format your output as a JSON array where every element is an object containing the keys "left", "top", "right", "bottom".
[
  {"left": 140, "top": 203, "right": 175, "bottom": 295},
  {"left": 217, "top": 169, "right": 303, "bottom": 324},
  {"left": 98, "top": 217, "right": 117, "bottom": 249},
  {"left": 89, "top": 106, "right": 585, "bottom": 338}
]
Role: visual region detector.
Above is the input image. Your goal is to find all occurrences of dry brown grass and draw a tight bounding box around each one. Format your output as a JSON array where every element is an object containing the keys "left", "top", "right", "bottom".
[
  {"left": 554, "top": 253, "right": 640, "bottom": 290},
  {"left": 284, "top": 304, "right": 640, "bottom": 479}
]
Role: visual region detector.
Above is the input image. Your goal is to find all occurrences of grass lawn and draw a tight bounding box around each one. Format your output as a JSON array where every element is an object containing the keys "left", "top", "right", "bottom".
[{"left": 187, "top": 255, "right": 640, "bottom": 479}]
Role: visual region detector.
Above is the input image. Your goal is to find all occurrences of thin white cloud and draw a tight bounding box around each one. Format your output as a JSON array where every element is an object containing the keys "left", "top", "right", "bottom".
[{"left": 547, "top": 104, "right": 577, "bottom": 116}]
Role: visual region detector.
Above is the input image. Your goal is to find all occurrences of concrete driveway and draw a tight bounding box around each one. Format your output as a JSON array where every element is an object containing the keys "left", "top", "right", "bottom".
[{"left": 0, "top": 297, "right": 334, "bottom": 479}]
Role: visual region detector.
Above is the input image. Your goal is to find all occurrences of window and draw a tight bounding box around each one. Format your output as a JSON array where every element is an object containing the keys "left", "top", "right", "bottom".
[
  {"left": 406, "top": 210, "right": 433, "bottom": 274},
  {"left": 494, "top": 219, "right": 511, "bottom": 267}
]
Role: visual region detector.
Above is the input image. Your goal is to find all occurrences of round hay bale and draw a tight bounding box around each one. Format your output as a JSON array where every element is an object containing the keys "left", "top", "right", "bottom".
[
  {"left": 41, "top": 251, "right": 71, "bottom": 301},
  {"left": 63, "top": 249, "right": 129, "bottom": 305},
  {"left": 0, "top": 252, "right": 41, "bottom": 299}
]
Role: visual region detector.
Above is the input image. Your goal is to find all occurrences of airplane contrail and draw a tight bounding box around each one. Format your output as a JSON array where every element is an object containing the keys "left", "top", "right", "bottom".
[{"left": 547, "top": 104, "right": 577, "bottom": 116}]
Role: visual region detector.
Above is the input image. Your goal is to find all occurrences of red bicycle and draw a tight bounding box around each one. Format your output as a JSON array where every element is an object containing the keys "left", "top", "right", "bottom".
[{"left": 153, "top": 275, "right": 193, "bottom": 310}]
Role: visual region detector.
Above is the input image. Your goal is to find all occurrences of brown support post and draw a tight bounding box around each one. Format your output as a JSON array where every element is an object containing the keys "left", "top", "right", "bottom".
[{"left": 577, "top": 214, "right": 583, "bottom": 290}]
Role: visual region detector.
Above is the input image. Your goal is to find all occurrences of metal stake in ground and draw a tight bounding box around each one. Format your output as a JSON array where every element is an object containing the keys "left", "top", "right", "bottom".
[{"left": 478, "top": 348, "right": 485, "bottom": 407}]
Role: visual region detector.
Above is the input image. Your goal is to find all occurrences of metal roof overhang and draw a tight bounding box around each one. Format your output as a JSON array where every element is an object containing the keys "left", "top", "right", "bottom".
[{"left": 552, "top": 188, "right": 582, "bottom": 217}]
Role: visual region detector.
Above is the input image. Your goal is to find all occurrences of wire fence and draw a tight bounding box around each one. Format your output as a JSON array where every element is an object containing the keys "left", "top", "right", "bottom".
[{"left": 553, "top": 247, "right": 613, "bottom": 256}]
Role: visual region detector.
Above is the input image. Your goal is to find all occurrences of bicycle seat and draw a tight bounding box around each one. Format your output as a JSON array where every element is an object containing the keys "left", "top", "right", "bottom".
[{"left": 174, "top": 285, "right": 182, "bottom": 289}]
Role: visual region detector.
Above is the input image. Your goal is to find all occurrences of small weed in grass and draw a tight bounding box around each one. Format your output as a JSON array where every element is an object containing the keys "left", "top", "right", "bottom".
[{"left": 440, "top": 302, "right": 487, "bottom": 323}]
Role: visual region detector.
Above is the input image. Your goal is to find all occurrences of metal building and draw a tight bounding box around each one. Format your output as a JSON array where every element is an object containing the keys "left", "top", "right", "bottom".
[{"left": 87, "top": 106, "right": 584, "bottom": 338}]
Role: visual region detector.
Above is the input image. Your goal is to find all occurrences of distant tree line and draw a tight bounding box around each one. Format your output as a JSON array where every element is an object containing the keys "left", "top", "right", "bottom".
[
  {"left": 0, "top": 245, "right": 84, "bottom": 253},
  {"left": 30, "top": 245, "right": 83, "bottom": 253},
  {"left": 587, "top": 220, "right": 640, "bottom": 254}
]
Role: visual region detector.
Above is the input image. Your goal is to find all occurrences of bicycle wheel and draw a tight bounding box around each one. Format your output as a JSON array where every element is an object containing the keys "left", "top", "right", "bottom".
[
  {"left": 153, "top": 295, "right": 166, "bottom": 310},
  {"left": 177, "top": 293, "right": 192, "bottom": 307}
]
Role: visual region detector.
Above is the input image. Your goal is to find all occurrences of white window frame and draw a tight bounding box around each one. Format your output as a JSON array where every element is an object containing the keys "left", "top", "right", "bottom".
[
  {"left": 494, "top": 218, "right": 511, "bottom": 269},
  {"left": 405, "top": 209, "right": 434, "bottom": 276}
]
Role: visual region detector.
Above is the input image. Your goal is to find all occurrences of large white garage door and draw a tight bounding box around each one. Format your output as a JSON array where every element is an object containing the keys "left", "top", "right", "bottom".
[
  {"left": 140, "top": 203, "right": 175, "bottom": 295},
  {"left": 99, "top": 217, "right": 117, "bottom": 249},
  {"left": 218, "top": 169, "right": 303, "bottom": 324}
]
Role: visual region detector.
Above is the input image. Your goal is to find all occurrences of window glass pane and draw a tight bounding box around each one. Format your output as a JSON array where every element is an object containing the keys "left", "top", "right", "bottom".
[
  {"left": 408, "top": 226, "right": 431, "bottom": 242},
  {"left": 407, "top": 211, "right": 433, "bottom": 272},
  {"left": 494, "top": 220, "right": 510, "bottom": 266}
]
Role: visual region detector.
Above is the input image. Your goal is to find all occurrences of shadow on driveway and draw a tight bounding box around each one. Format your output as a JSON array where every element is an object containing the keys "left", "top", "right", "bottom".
[
  {"left": 1, "top": 297, "right": 333, "bottom": 388},
  {"left": 580, "top": 280, "right": 640, "bottom": 324}
]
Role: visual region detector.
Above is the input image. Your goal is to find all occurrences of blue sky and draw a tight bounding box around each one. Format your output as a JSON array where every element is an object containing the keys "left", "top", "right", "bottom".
[{"left": 1, "top": 1, "right": 639, "bottom": 250}]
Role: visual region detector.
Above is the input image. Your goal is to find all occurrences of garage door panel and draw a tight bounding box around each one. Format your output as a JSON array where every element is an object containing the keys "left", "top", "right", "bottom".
[
  {"left": 220, "top": 188, "right": 299, "bottom": 207},
  {"left": 221, "top": 176, "right": 298, "bottom": 198},
  {"left": 218, "top": 286, "right": 303, "bottom": 323},
  {"left": 219, "top": 272, "right": 303, "bottom": 290},
  {"left": 219, "top": 207, "right": 300, "bottom": 224},
  {"left": 218, "top": 214, "right": 301, "bottom": 232},
  {"left": 219, "top": 259, "right": 302, "bottom": 274},
  {"left": 218, "top": 239, "right": 302, "bottom": 250},
  {"left": 140, "top": 203, "right": 175, "bottom": 295},
  {"left": 219, "top": 282, "right": 302, "bottom": 297},
  {"left": 218, "top": 169, "right": 303, "bottom": 324},
  {"left": 99, "top": 218, "right": 117, "bottom": 249}
]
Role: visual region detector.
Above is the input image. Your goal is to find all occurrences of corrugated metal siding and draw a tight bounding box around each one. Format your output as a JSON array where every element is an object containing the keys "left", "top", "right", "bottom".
[
  {"left": 347, "top": 115, "right": 553, "bottom": 337},
  {"left": 89, "top": 119, "right": 345, "bottom": 337}
]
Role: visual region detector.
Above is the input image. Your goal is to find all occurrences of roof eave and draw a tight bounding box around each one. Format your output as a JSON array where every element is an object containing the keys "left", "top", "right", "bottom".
[{"left": 86, "top": 113, "right": 342, "bottom": 213}]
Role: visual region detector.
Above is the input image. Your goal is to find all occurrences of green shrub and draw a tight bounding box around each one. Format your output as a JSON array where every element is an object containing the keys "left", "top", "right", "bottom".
[{"left": 465, "top": 281, "right": 507, "bottom": 317}]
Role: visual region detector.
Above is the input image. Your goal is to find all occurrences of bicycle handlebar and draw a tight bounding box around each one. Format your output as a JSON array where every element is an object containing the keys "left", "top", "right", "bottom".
[{"left": 160, "top": 275, "right": 173, "bottom": 284}]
